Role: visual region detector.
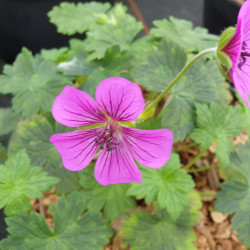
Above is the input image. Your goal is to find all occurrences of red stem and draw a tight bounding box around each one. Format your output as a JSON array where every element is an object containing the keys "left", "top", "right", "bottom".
[{"left": 128, "top": 0, "right": 150, "bottom": 35}]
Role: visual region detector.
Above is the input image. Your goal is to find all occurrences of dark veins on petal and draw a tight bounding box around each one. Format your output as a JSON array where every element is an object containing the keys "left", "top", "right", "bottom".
[
  {"left": 99, "top": 88, "right": 140, "bottom": 121},
  {"left": 98, "top": 142, "right": 137, "bottom": 179},
  {"left": 63, "top": 96, "right": 106, "bottom": 125},
  {"left": 121, "top": 128, "right": 161, "bottom": 163}
]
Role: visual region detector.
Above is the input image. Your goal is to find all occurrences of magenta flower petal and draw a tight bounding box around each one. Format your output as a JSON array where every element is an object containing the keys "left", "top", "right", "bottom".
[
  {"left": 50, "top": 77, "right": 174, "bottom": 185},
  {"left": 94, "top": 139, "right": 142, "bottom": 185},
  {"left": 52, "top": 85, "right": 107, "bottom": 127},
  {"left": 222, "top": 0, "right": 250, "bottom": 107},
  {"left": 120, "top": 127, "right": 173, "bottom": 168},
  {"left": 95, "top": 77, "right": 145, "bottom": 122},
  {"left": 49, "top": 128, "right": 105, "bottom": 171}
]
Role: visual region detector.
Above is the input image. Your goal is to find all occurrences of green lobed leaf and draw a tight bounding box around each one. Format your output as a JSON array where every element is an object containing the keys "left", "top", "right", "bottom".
[
  {"left": 8, "top": 115, "right": 54, "bottom": 166},
  {"left": 48, "top": 2, "right": 111, "bottom": 35},
  {"left": 134, "top": 39, "right": 187, "bottom": 92},
  {"left": 0, "top": 192, "right": 114, "bottom": 249},
  {"left": 8, "top": 115, "right": 79, "bottom": 194},
  {"left": 41, "top": 38, "right": 86, "bottom": 64},
  {"left": 127, "top": 153, "right": 195, "bottom": 220},
  {"left": 190, "top": 103, "right": 243, "bottom": 166},
  {"left": 161, "top": 96, "right": 194, "bottom": 143},
  {"left": 130, "top": 36, "right": 155, "bottom": 67},
  {"left": 84, "top": 4, "right": 143, "bottom": 60},
  {"left": 150, "top": 16, "right": 219, "bottom": 52},
  {"left": 58, "top": 51, "right": 98, "bottom": 77},
  {"left": 41, "top": 47, "right": 68, "bottom": 62},
  {"left": 0, "top": 150, "right": 59, "bottom": 216},
  {"left": 120, "top": 192, "right": 201, "bottom": 250},
  {"left": 237, "top": 92, "right": 250, "bottom": 136},
  {"left": 79, "top": 167, "right": 136, "bottom": 221},
  {"left": 79, "top": 45, "right": 134, "bottom": 97},
  {"left": 134, "top": 39, "right": 231, "bottom": 142},
  {"left": 45, "top": 148, "right": 81, "bottom": 195},
  {"left": 0, "top": 48, "right": 71, "bottom": 118},
  {"left": 0, "top": 108, "right": 20, "bottom": 136},
  {"left": 136, "top": 117, "right": 163, "bottom": 130},
  {"left": 215, "top": 142, "right": 250, "bottom": 247}
]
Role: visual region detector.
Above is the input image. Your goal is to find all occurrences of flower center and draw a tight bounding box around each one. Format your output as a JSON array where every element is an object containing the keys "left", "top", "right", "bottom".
[
  {"left": 238, "top": 41, "right": 250, "bottom": 70},
  {"left": 94, "top": 127, "right": 119, "bottom": 152}
]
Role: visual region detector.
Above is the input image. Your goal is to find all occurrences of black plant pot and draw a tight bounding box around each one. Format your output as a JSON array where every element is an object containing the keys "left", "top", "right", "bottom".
[
  {"left": 0, "top": 0, "right": 114, "bottom": 63},
  {"left": 203, "top": 0, "right": 241, "bottom": 34}
]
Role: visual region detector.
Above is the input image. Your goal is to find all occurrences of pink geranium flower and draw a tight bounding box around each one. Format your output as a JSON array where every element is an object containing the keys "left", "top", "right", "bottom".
[
  {"left": 50, "top": 77, "right": 173, "bottom": 185},
  {"left": 221, "top": 0, "right": 250, "bottom": 107}
]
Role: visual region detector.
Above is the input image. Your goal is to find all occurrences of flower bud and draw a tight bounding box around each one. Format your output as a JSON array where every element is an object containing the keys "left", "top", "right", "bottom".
[{"left": 216, "top": 27, "right": 236, "bottom": 81}]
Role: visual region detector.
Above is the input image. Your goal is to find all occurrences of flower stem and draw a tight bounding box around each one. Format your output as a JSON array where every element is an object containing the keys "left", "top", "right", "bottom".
[
  {"left": 187, "top": 165, "right": 218, "bottom": 174},
  {"left": 143, "top": 47, "right": 217, "bottom": 115},
  {"left": 183, "top": 149, "right": 207, "bottom": 170}
]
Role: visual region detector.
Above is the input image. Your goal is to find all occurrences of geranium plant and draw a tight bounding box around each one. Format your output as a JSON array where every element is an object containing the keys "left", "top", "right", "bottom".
[{"left": 0, "top": 1, "right": 250, "bottom": 249}]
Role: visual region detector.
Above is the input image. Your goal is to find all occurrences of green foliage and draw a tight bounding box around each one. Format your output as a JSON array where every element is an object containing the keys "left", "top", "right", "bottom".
[
  {"left": 48, "top": 2, "right": 111, "bottom": 35},
  {"left": 151, "top": 16, "right": 219, "bottom": 52},
  {"left": 79, "top": 46, "right": 134, "bottom": 97},
  {"left": 136, "top": 117, "right": 163, "bottom": 130},
  {"left": 58, "top": 51, "right": 97, "bottom": 77},
  {"left": 127, "top": 153, "right": 195, "bottom": 220},
  {"left": 79, "top": 167, "right": 136, "bottom": 221},
  {"left": 162, "top": 96, "right": 195, "bottom": 143},
  {"left": 215, "top": 142, "right": 250, "bottom": 247},
  {"left": 0, "top": 150, "right": 59, "bottom": 216},
  {"left": 9, "top": 115, "right": 53, "bottom": 166},
  {"left": 190, "top": 103, "right": 243, "bottom": 166},
  {"left": 120, "top": 192, "right": 201, "bottom": 250},
  {"left": 41, "top": 39, "right": 86, "bottom": 64},
  {"left": 134, "top": 39, "right": 231, "bottom": 142},
  {"left": 84, "top": 4, "right": 143, "bottom": 60},
  {"left": 45, "top": 148, "right": 81, "bottom": 195},
  {"left": 0, "top": 108, "right": 19, "bottom": 136},
  {"left": 41, "top": 47, "right": 68, "bottom": 62},
  {"left": 0, "top": 48, "right": 70, "bottom": 118},
  {"left": 238, "top": 93, "right": 250, "bottom": 136},
  {"left": 0, "top": 192, "right": 114, "bottom": 249},
  {"left": 8, "top": 116, "right": 80, "bottom": 194},
  {"left": 134, "top": 39, "right": 187, "bottom": 92}
]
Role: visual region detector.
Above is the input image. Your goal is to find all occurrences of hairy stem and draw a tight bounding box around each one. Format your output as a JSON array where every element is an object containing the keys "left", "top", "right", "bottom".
[
  {"left": 143, "top": 47, "right": 217, "bottom": 115},
  {"left": 188, "top": 165, "right": 218, "bottom": 174},
  {"left": 128, "top": 0, "right": 149, "bottom": 35},
  {"left": 183, "top": 149, "right": 207, "bottom": 170}
]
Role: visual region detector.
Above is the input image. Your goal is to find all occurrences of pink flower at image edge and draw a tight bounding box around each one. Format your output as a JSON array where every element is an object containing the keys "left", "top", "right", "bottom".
[
  {"left": 50, "top": 77, "right": 173, "bottom": 185},
  {"left": 221, "top": 0, "right": 250, "bottom": 107}
]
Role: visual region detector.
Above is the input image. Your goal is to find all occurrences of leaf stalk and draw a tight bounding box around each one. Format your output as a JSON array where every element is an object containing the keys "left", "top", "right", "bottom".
[{"left": 143, "top": 47, "right": 218, "bottom": 116}]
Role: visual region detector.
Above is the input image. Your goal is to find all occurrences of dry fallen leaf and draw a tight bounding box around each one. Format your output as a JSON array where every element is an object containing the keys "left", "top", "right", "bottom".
[{"left": 211, "top": 212, "right": 227, "bottom": 224}]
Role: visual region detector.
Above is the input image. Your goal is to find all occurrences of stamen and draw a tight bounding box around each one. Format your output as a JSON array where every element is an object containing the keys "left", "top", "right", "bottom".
[
  {"left": 107, "top": 145, "right": 115, "bottom": 151},
  {"left": 94, "top": 127, "right": 119, "bottom": 151},
  {"left": 238, "top": 41, "right": 250, "bottom": 70}
]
